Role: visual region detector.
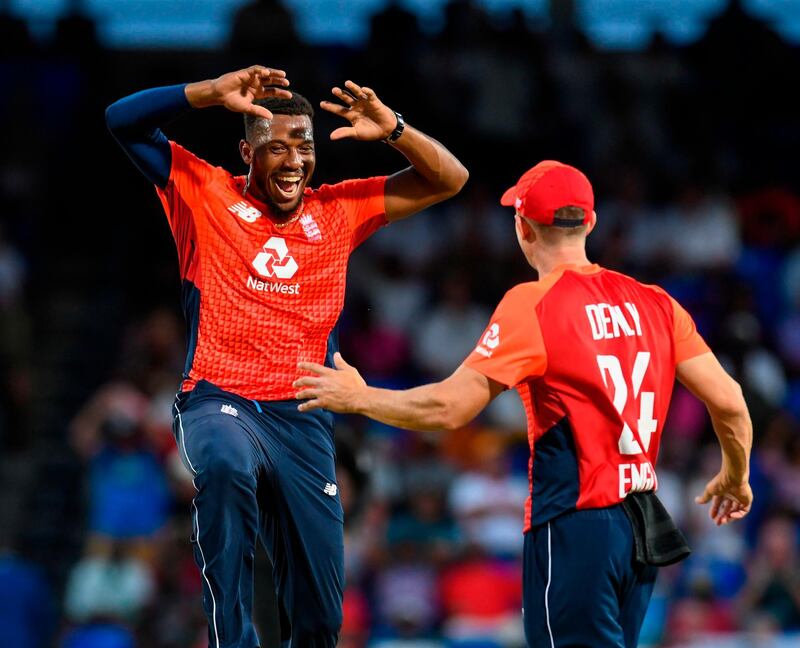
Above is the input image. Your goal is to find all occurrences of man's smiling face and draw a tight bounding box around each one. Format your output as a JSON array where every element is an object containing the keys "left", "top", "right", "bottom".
[{"left": 243, "top": 113, "right": 316, "bottom": 214}]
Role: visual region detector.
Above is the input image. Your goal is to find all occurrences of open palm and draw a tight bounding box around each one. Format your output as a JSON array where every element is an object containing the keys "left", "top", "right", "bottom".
[
  {"left": 211, "top": 65, "right": 292, "bottom": 119},
  {"left": 320, "top": 80, "right": 397, "bottom": 141}
]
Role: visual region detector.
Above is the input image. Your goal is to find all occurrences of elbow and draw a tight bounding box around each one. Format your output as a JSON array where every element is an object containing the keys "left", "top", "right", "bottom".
[
  {"left": 105, "top": 102, "right": 124, "bottom": 134},
  {"left": 454, "top": 163, "right": 469, "bottom": 192},
  {"left": 437, "top": 405, "right": 474, "bottom": 432},
  {"left": 711, "top": 378, "right": 748, "bottom": 419},
  {"left": 424, "top": 387, "right": 472, "bottom": 432},
  {"left": 446, "top": 163, "right": 469, "bottom": 197}
]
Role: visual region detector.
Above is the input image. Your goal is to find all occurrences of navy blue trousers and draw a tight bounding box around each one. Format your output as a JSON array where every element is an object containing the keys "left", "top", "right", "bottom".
[
  {"left": 523, "top": 507, "right": 657, "bottom": 648},
  {"left": 173, "top": 380, "right": 344, "bottom": 648}
]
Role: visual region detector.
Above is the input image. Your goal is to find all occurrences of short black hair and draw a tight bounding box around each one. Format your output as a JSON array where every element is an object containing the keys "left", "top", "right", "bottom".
[{"left": 243, "top": 91, "right": 314, "bottom": 142}]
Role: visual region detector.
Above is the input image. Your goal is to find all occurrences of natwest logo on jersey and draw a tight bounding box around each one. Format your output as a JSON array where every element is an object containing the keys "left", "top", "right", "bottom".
[
  {"left": 253, "top": 237, "right": 298, "bottom": 279},
  {"left": 248, "top": 237, "right": 300, "bottom": 295}
]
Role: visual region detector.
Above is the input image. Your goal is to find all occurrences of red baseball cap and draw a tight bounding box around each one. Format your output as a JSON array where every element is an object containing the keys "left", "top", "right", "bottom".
[{"left": 500, "top": 160, "right": 594, "bottom": 226}]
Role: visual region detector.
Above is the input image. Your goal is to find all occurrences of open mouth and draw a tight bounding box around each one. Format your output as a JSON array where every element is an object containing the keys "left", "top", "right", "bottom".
[{"left": 272, "top": 174, "right": 303, "bottom": 201}]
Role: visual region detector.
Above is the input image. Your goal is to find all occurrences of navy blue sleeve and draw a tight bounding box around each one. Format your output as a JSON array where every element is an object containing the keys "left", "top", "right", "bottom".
[{"left": 105, "top": 84, "right": 191, "bottom": 189}]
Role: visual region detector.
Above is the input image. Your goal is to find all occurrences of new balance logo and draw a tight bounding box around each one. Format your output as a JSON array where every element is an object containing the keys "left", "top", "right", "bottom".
[
  {"left": 252, "top": 236, "right": 299, "bottom": 280},
  {"left": 228, "top": 201, "right": 262, "bottom": 223},
  {"left": 323, "top": 482, "right": 338, "bottom": 496},
  {"left": 220, "top": 404, "right": 239, "bottom": 417}
]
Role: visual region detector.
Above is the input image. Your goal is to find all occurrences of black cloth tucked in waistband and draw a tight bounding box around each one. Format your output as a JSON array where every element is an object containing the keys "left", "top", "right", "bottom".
[{"left": 621, "top": 491, "right": 691, "bottom": 567}]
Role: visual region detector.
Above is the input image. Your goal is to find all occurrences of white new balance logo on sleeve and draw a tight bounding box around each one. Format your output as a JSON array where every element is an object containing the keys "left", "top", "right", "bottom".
[{"left": 323, "top": 483, "right": 338, "bottom": 496}]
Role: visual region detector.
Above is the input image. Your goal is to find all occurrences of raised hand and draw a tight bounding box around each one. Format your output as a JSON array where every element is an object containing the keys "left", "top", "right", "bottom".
[
  {"left": 695, "top": 470, "right": 753, "bottom": 526},
  {"left": 186, "top": 65, "right": 292, "bottom": 119},
  {"left": 320, "top": 80, "right": 397, "bottom": 141},
  {"left": 293, "top": 353, "right": 367, "bottom": 413}
]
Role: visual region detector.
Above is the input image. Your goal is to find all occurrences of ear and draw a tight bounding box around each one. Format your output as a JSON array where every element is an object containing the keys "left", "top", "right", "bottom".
[
  {"left": 239, "top": 139, "right": 253, "bottom": 165},
  {"left": 515, "top": 212, "right": 535, "bottom": 242},
  {"left": 585, "top": 210, "right": 598, "bottom": 235}
]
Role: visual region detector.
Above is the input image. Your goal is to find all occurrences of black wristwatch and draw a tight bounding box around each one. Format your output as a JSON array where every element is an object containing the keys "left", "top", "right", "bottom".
[{"left": 383, "top": 111, "right": 405, "bottom": 144}]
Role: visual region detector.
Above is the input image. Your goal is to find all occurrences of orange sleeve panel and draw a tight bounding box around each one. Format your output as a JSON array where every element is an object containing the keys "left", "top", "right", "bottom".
[
  {"left": 669, "top": 294, "right": 711, "bottom": 363},
  {"left": 463, "top": 283, "right": 548, "bottom": 388},
  {"left": 328, "top": 176, "right": 387, "bottom": 249}
]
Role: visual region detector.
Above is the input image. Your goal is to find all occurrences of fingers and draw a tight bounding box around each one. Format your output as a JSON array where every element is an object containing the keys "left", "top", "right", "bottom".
[
  {"left": 319, "top": 100, "right": 352, "bottom": 118},
  {"left": 330, "top": 126, "right": 358, "bottom": 141},
  {"left": 245, "top": 105, "right": 274, "bottom": 121},
  {"left": 297, "top": 399, "right": 322, "bottom": 412},
  {"left": 292, "top": 377, "right": 319, "bottom": 389},
  {"left": 258, "top": 85, "right": 292, "bottom": 98},
  {"left": 297, "top": 361, "right": 330, "bottom": 375},
  {"left": 713, "top": 497, "right": 731, "bottom": 525},
  {"left": 247, "top": 66, "right": 289, "bottom": 87},
  {"left": 695, "top": 489, "right": 712, "bottom": 505},
  {"left": 344, "top": 80, "right": 368, "bottom": 101},
  {"left": 294, "top": 388, "right": 318, "bottom": 401},
  {"left": 332, "top": 86, "right": 357, "bottom": 105},
  {"left": 247, "top": 65, "right": 287, "bottom": 79},
  {"left": 709, "top": 494, "right": 723, "bottom": 522}
]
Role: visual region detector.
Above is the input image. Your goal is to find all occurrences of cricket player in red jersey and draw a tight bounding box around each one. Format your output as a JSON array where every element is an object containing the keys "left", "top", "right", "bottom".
[
  {"left": 105, "top": 65, "right": 468, "bottom": 648},
  {"left": 295, "top": 161, "right": 753, "bottom": 647}
]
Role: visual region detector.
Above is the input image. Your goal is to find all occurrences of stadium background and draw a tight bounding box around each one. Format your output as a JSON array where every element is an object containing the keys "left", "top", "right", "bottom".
[{"left": 1, "top": 0, "right": 800, "bottom": 646}]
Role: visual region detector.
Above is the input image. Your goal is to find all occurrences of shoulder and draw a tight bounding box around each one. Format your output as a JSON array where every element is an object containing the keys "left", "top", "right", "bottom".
[
  {"left": 493, "top": 281, "right": 554, "bottom": 324},
  {"left": 169, "top": 141, "right": 232, "bottom": 181},
  {"left": 503, "top": 281, "right": 550, "bottom": 306},
  {"left": 506, "top": 270, "right": 571, "bottom": 307},
  {"left": 603, "top": 270, "right": 677, "bottom": 319}
]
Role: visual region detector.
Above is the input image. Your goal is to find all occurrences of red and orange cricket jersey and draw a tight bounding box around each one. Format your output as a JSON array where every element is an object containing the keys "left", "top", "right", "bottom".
[
  {"left": 156, "top": 141, "right": 386, "bottom": 400},
  {"left": 464, "top": 264, "right": 709, "bottom": 531}
]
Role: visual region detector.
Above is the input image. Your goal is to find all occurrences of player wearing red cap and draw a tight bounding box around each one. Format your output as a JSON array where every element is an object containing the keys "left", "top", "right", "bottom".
[
  {"left": 106, "top": 66, "right": 468, "bottom": 648},
  {"left": 294, "top": 160, "right": 753, "bottom": 647}
]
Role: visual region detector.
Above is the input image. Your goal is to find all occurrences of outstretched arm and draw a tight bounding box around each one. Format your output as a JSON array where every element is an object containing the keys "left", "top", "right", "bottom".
[
  {"left": 320, "top": 80, "right": 469, "bottom": 221},
  {"left": 294, "top": 353, "right": 503, "bottom": 431},
  {"left": 106, "top": 65, "right": 291, "bottom": 189},
  {"left": 677, "top": 351, "right": 753, "bottom": 525}
]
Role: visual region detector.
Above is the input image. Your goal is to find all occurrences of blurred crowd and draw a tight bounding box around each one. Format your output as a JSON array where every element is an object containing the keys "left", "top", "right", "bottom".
[{"left": 2, "top": 1, "right": 800, "bottom": 647}]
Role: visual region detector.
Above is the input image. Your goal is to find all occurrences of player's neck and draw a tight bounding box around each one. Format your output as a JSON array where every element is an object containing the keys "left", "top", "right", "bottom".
[{"left": 531, "top": 247, "right": 591, "bottom": 277}]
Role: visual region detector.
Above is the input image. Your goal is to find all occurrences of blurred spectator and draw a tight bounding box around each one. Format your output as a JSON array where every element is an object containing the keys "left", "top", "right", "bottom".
[
  {"left": 360, "top": 253, "right": 429, "bottom": 336},
  {"left": 412, "top": 271, "right": 490, "bottom": 379},
  {"left": 370, "top": 544, "right": 441, "bottom": 641},
  {"left": 661, "top": 184, "right": 741, "bottom": 271},
  {"left": 64, "top": 540, "right": 154, "bottom": 623},
  {"left": 439, "top": 549, "right": 523, "bottom": 646},
  {"left": 117, "top": 308, "right": 184, "bottom": 396},
  {"left": 738, "top": 516, "right": 800, "bottom": 632},
  {"left": 0, "top": 222, "right": 32, "bottom": 450},
  {"left": 387, "top": 485, "right": 461, "bottom": 564},
  {"left": 340, "top": 584, "right": 371, "bottom": 648},
  {"left": 228, "top": 0, "right": 300, "bottom": 62},
  {"left": 448, "top": 433, "right": 528, "bottom": 558},
  {"left": 666, "top": 578, "right": 737, "bottom": 644},
  {"left": 70, "top": 383, "right": 171, "bottom": 540},
  {"left": 60, "top": 623, "right": 135, "bottom": 648},
  {"left": 341, "top": 295, "right": 410, "bottom": 383},
  {"left": 0, "top": 541, "right": 55, "bottom": 648}
]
